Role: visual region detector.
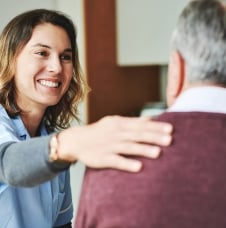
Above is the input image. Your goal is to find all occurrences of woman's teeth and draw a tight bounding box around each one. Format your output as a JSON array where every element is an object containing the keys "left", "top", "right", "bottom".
[{"left": 39, "top": 80, "right": 60, "bottom": 88}]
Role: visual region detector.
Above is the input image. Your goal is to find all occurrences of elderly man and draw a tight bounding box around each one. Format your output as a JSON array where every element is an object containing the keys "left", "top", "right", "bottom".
[{"left": 75, "top": 1, "right": 226, "bottom": 227}]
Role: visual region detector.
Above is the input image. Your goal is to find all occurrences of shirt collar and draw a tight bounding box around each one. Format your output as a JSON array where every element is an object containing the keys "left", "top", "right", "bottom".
[
  {"left": 11, "top": 115, "right": 48, "bottom": 140},
  {"left": 167, "top": 86, "right": 226, "bottom": 114}
]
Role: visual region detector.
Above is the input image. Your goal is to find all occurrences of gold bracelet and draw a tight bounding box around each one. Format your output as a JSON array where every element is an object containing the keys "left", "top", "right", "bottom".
[{"left": 49, "top": 133, "right": 59, "bottom": 162}]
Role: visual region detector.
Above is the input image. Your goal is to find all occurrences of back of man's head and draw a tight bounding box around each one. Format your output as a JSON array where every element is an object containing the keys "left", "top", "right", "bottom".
[{"left": 171, "top": 0, "right": 226, "bottom": 85}]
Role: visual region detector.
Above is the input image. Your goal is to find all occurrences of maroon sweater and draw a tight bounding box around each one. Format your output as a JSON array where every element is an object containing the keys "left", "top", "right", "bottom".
[{"left": 75, "top": 112, "right": 226, "bottom": 228}]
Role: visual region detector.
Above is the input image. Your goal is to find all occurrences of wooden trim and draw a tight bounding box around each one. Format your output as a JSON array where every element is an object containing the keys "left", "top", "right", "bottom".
[{"left": 84, "top": 0, "right": 160, "bottom": 123}]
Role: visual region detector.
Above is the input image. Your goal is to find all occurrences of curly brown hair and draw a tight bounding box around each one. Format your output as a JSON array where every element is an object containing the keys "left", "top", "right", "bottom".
[{"left": 0, "top": 9, "right": 89, "bottom": 131}]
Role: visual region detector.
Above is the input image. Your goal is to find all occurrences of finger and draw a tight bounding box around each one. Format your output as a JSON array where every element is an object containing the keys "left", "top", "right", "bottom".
[
  {"left": 119, "top": 129, "right": 172, "bottom": 146},
  {"left": 101, "top": 154, "right": 143, "bottom": 173},
  {"left": 145, "top": 121, "right": 173, "bottom": 134},
  {"left": 117, "top": 116, "right": 173, "bottom": 134},
  {"left": 114, "top": 142, "right": 161, "bottom": 158}
]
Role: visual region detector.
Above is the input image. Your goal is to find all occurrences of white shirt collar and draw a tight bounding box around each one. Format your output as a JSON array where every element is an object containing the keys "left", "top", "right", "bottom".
[{"left": 167, "top": 86, "right": 226, "bottom": 114}]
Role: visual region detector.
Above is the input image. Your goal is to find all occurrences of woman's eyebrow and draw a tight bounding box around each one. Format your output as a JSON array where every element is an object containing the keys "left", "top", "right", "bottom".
[
  {"left": 32, "top": 43, "right": 51, "bottom": 49},
  {"left": 32, "top": 43, "right": 72, "bottom": 52}
]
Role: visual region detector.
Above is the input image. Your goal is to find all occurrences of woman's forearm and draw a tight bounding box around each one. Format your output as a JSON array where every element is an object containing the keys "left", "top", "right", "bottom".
[{"left": 0, "top": 136, "right": 70, "bottom": 187}]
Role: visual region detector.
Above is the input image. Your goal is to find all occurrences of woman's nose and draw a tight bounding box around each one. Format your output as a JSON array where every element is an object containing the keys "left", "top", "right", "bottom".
[{"left": 47, "top": 56, "right": 62, "bottom": 73}]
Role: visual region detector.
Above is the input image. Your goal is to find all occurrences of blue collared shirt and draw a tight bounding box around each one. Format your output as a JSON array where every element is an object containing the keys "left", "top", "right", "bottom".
[{"left": 0, "top": 106, "right": 73, "bottom": 228}]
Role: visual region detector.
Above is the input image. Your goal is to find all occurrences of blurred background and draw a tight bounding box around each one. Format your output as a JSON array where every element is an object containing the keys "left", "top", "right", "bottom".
[{"left": 0, "top": 0, "right": 188, "bottom": 220}]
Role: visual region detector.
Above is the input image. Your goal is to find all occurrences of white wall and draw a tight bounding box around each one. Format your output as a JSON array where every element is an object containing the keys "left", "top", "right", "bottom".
[
  {"left": 0, "top": 0, "right": 86, "bottom": 221},
  {"left": 0, "top": 0, "right": 56, "bottom": 32},
  {"left": 116, "top": 0, "right": 188, "bottom": 65}
]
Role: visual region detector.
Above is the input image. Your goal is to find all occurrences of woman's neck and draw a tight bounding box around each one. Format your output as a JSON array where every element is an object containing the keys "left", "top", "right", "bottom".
[{"left": 20, "top": 109, "right": 45, "bottom": 137}]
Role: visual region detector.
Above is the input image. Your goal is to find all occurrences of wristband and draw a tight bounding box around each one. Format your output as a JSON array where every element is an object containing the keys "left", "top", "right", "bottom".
[{"left": 49, "top": 133, "right": 59, "bottom": 162}]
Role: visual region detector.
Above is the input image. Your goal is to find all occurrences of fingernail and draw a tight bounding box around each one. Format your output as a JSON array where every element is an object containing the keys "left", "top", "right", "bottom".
[
  {"left": 164, "top": 124, "right": 173, "bottom": 133},
  {"left": 131, "top": 161, "right": 142, "bottom": 172},
  {"left": 163, "top": 135, "right": 172, "bottom": 145},
  {"left": 150, "top": 147, "right": 161, "bottom": 158}
]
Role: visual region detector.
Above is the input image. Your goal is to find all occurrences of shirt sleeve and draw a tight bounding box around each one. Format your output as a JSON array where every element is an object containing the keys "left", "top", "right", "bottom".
[{"left": 0, "top": 136, "right": 71, "bottom": 187}]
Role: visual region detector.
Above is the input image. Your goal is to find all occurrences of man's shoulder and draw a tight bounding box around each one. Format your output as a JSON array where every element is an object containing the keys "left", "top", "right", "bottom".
[{"left": 154, "top": 111, "right": 226, "bottom": 123}]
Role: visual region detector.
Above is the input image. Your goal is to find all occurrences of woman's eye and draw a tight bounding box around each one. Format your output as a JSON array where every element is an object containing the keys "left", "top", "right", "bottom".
[
  {"left": 60, "top": 54, "right": 72, "bottom": 61},
  {"left": 36, "top": 51, "right": 48, "bottom": 57}
]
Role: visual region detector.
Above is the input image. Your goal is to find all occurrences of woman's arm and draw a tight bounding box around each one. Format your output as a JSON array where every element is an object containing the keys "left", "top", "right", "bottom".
[
  {"left": 0, "top": 135, "right": 70, "bottom": 187},
  {"left": 0, "top": 116, "right": 173, "bottom": 187}
]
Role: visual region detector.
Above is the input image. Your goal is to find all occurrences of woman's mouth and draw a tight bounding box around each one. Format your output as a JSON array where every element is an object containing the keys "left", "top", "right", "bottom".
[{"left": 38, "top": 79, "right": 61, "bottom": 88}]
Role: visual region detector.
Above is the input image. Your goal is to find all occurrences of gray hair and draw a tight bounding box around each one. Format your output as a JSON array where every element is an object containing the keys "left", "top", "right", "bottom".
[{"left": 171, "top": 0, "right": 226, "bottom": 85}]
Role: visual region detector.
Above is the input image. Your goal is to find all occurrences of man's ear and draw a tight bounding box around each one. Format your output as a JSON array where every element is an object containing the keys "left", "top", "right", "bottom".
[{"left": 166, "top": 51, "right": 185, "bottom": 106}]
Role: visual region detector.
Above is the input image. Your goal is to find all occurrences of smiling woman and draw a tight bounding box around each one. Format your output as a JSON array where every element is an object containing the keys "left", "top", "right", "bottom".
[
  {"left": 14, "top": 23, "right": 73, "bottom": 125},
  {"left": 0, "top": 8, "right": 173, "bottom": 228}
]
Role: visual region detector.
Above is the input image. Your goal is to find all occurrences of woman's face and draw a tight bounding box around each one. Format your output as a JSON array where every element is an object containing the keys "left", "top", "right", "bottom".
[{"left": 14, "top": 23, "right": 73, "bottom": 111}]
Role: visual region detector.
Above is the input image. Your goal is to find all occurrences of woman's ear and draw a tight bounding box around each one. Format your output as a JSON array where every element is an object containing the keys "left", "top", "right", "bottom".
[{"left": 166, "top": 51, "right": 185, "bottom": 107}]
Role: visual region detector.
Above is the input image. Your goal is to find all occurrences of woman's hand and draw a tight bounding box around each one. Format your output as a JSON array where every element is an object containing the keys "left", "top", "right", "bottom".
[{"left": 57, "top": 115, "right": 173, "bottom": 172}]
